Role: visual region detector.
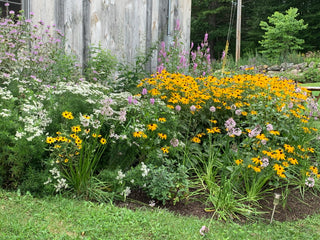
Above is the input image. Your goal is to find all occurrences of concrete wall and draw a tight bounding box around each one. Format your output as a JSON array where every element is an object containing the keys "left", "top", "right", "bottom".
[{"left": 28, "top": 0, "right": 191, "bottom": 72}]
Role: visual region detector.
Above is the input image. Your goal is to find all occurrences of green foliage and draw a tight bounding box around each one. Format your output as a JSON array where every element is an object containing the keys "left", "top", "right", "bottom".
[
  {"left": 106, "top": 159, "right": 189, "bottom": 205},
  {"left": 142, "top": 160, "right": 189, "bottom": 205},
  {"left": 84, "top": 43, "right": 118, "bottom": 84},
  {"left": 116, "top": 52, "right": 152, "bottom": 93},
  {"left": 259, "top": 8, "right": 308, "bottom": 60},
  {"left": 303, "top": 67, "right": 320, "bottom": 83}
]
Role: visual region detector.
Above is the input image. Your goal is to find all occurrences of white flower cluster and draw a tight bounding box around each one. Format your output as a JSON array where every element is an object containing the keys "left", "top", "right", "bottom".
[
  {"left": 50, "top": 81, "right": 109, "bottom": 99},
  {"left": 44, "top": 167, "right": 69, "bottom": 192},
  {"left": 116, "top": 170, "right": 125, "bottom": 184},
  {"left": 0, "top": 108, "right": 11, "bottom": 117},
  {"left": 141, "top": 162, "right": 150, "bottom": 177},
  {"left": 0, "top": 87, "right": 14, "bottom": 100},
  {"left": 120, "top": 186, "right": 131, "bottom": 198},
  {"left": 16, "top": 100, "right": 52, "bottom": 141}
]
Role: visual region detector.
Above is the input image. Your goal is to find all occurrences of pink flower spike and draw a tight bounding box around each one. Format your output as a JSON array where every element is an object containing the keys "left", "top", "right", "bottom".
[
  {"left": 204, "top": 33, "right": 208, "bottom": 42},
  {"left": 199, "top": 226, "right": 209, "bottom": 236},
  {"left": 4, "top": 3, "right": 9, "bottom": 7},
  {"left": 193, "top": 63, "right": 198, "bottom": 71},
  {"left": 142, "top": 88, "right": 148, "bottom": 95},
  {"left": 175, "top": 19, "right": 180, "bottom": 31},
  {"left": 150, "top": 98, "right": 155, "bottom": 105}
]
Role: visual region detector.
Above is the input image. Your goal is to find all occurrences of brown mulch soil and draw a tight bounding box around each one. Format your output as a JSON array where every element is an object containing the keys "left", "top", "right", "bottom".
[{"left": 116, "top": 187, "right": 320, "bottom": 223}]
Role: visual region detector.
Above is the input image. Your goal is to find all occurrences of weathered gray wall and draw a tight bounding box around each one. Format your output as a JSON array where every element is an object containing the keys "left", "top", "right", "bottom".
[{"left": 29, "top": 0, "right": 191, "bottom": 72}]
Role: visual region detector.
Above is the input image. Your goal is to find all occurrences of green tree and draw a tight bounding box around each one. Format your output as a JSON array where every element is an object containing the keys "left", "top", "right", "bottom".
[{"left": 259, "top": 7, "right": 308, "bottom": 60}]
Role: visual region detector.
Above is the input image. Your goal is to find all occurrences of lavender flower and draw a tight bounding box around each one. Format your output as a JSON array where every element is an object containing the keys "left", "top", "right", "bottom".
[
  {"left": 190, "top": 105, "right": 196, "bottom": 112},
  {"left": 266, "top": 124, "right": 273, "bottom": 131},
  {"left": 261, "top": 157, "right": 269, "bottom": 167},
  {"left": 209, "top": 106, "right": 216, "bottom": 112},
  {"left": 248, "top": 125, "right": 262, "bottom": 138},
  {"left": 224, "top": 118, "right": 236, "bottom": 130},
  {"left": 119, "top": 109, "right": 127, "bottom": 122},
  {"left": 150, "top": 98, "right": 155, "bottom": 105},
  {"left": 170, "top": 138, "right": 179, "bottom": 147},
  {"left": 101, "top": 106, "right": 114, "bottom": 116},
  {"left": 175, "top": 105, "right": 181, "bottom": 111},
  {"left": 235, "top": 109, "right": 242, "bottom": 115},
  {"left": 305, "top": 177, "right": 315, "bottom": 187},
  {"left": 232, "top": 128, "right": 242, "bottom": 136}
]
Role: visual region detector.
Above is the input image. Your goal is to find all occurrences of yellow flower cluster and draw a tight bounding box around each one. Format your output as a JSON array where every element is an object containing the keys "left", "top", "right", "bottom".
[
  {"left": 147, "top": 123, "right": 158, "bottom": 131},
  {"left": 306, "top": 166, "right": 320, "bottom": 178},
  {"left": 62, "top": 111, "right": 74, "bottom": 120},
  {"left": 133, "top": 131, "right": 147, "bottom": 138},
  {"left": 161, "top": 146, "right": 170, "bottom": 154},
  {"left": 138, "top": 72, "right": 317, "bottom": 181},
  {"left": 138, "top": 71, "right": 309, "bottom": 122}
]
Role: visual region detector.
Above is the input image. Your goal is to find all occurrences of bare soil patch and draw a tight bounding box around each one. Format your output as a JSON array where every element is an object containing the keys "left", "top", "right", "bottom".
[{"left": 116, "top": 188, "right": 320, "bottom": 222}]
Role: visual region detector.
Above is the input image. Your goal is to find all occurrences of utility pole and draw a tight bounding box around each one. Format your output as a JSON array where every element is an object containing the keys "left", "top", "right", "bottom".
[{"left": 236, "top": 0, "right": 242, "bottom": 63}]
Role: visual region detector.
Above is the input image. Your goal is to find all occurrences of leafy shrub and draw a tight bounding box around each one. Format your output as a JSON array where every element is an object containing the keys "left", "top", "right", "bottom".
[
  {"left": 259, "top": 8, "right": 308, "bottom": 61},
  {"left": 106, "top": 159, "right": 190, "bottom": 205},
  {"left": 141, "top": 159, "right": 189, "bottom": 205},
  {"left": 303, "top": 67, "right": 320, "bottom": 83},
  {"left": 84, "top": 44, "right": 118, "bottom": 85}
]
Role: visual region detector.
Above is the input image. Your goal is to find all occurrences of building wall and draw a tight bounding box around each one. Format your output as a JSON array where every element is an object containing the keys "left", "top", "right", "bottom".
[{"left": 29, "top": 0, "right": 191, "bottom": 72}]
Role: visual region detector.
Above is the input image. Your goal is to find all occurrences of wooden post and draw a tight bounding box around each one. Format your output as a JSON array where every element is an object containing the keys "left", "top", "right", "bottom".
[{"left": 236, "top": 0, "right": 241, "bottom": 63}]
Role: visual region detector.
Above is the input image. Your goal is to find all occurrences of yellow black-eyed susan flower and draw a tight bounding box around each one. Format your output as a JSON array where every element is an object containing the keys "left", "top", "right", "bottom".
[
  {"left": 147, "top": 123, "right": 158, "bottom": 131},
  {"left": 100, "top": 138, "right": 107, "bottom": 144}
]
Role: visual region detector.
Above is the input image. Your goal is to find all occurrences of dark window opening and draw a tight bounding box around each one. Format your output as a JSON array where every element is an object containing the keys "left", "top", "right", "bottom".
[{"left": 0, "top": 0, "right": 22, "bottom": 19}]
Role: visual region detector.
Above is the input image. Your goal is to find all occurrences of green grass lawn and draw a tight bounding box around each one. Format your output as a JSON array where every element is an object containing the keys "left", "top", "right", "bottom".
[{"left": 1, "top": 190, "right": 320, "bottom": 240}]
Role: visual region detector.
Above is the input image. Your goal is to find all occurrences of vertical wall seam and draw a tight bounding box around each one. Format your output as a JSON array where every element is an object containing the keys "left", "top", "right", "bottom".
[{"left": 82, "top": 0, "right": 90, "bottom": 68}]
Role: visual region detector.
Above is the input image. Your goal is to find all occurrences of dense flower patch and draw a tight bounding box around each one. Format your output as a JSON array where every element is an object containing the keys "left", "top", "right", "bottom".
[
  {"left": 136, "top": 71, "right": 320, "bottom": 207},
  {"left": 1, "top": 10, "right": 320, "bottom": 220}
]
